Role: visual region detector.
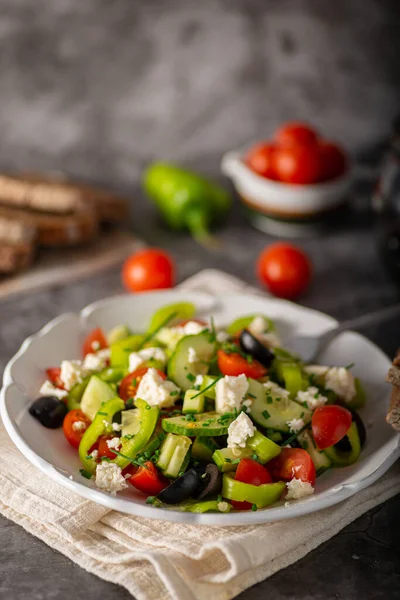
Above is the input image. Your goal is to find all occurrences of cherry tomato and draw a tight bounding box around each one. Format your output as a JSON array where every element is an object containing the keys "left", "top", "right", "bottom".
[
  {"left": 63, "top": 409, "right": 91, "bottom": 449},
  {"left": 217, "top": 349, "right": 267, "bottom": 379},
  {"left": 231, "top": 458, "right": 272, "bottom": 510},
  {"left": 97, "top": 435, "right": 120, "bottom": 460},
  {"left": 46, "top": 367, "right": 64, "bottom": 389},
  {"left": 257, "top": 243, "right": 312, "bottom": 299},
  {"left": 272, "top": 143, "right": 322, "bottom": 184},
  {"left": 274, "top": 122, "right": 318, "bottom": 147},
  {"left": 245, "top": 143, "right": 277, "bottom": 179},
  {"left": 82, "top": 328, "right": 108, "bottom": 357},
  {"left": 267, "top": 448, "right": 316, "bottom": 485},
  {"left": 319, "top": 141, "right": 348, "bottom": 181},
  {"left": 119, "top": 367, "right": 167, "bottom": 402},
  {"left": 312, "top": 405, "right": 352, "bottom": 450},
  {"left": 128, "top": 461, "right": 169, "bottom": 495},
  {"left": 122, "top": 248, "right": 175, "bottom": 293}
]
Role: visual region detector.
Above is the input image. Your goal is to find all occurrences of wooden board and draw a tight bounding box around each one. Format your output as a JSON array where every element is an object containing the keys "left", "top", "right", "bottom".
[{"left": 0, "top": 229, "right": 144, "bottom": 300}]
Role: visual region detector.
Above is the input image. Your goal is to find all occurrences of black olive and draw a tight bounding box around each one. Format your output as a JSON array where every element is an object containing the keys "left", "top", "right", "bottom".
[
  {"left": 350, "top": 409, "right": 366, "bottom": 447},
  {"left": 194, "top": 463, "right": 222, "bottom": 500},
  {"left": 334, "top": 435, "right": 352, "bottom": 453},
  {"left": 29, "top": 396, "right": 68, "bottom": 429},
  {"left": 239, "top": 329, "right": 275, "bottom": 368},
  {"left": 156, "top": 468, "right": 200, "bottom": 504}
]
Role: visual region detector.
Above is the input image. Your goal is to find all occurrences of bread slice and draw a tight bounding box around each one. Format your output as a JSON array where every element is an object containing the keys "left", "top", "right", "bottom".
[
  {"left": 0, "top": 173, "right": 129, "bottom": 223},
  {"left": 386, "top": 348, "right": 400, "bottom": 431},
  {"left": 0, "top": 213, "right": 36, "bottom": 273},
  {"left": 0, "top": 204, "right": 98, "bottom": 247}
]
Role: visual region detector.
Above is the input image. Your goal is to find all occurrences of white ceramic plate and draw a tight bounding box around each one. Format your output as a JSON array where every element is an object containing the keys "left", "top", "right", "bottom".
[{"left": 1, "top": 290, "right": 399, "bottom": 526}]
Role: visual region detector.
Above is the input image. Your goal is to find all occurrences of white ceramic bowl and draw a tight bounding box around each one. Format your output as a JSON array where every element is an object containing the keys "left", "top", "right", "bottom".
[
  {"left": 1, "top": 290, "right": 399, "bottom": 526},
  {"left": 221, "top": 149, "right": 352, "bottom": 220}
]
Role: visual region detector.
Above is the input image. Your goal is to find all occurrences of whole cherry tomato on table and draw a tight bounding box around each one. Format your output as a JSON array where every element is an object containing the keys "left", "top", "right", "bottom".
[
  {"left": 257, "top": 243, "right": 312, "bottom": 299},
  {"left": 119, "top": 367, "right": 167, "bottom": 402},
  {"left": 82, "top": 328, "right": 108, "bottom": 357},
  {"left": 318, "top": 141, "right": 348, "bottom": 181},
  {"left": 231, "top": 458, "right": 272, "bottom": 510},
  {"left": 274, "top": 122, "right": 318, "bottom": 147},
  {"left": 267, "top": 448, "right": 316, "bottom": 485},
  {"left": 217, "top": 348, "right": 267, "bottom": 379},
  {"left": 122, "top": 248, "right": 175, "bottom": 293},
  {"left": 245, "top": 143, "right": 277, "bottom": 179},
  {"left": 63, "top": 409, "right": 91, "bottom": 449},
  {"left": 312, "top": 405, "right": 352, "bottom": 450}
]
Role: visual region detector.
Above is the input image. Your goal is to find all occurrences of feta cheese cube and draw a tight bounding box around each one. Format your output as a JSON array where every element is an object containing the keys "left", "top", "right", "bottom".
[
  {"left": 112, "top": 422, "right": 122, "bottom": 432},
  {"left": 179, "top": 321, "right": 206, "bottom": 336},
  {"left": 72, "top": 420, "right": 87, "bottom": 432},
  {"left": 227, "top": 411, "right": 256, "bottom": 448},
  {"left": 215, "top": 374, "right": 249, "bottom": 414},
  {"left": 95, "top": 462, "right": 128, "bottom": 494},
  {"left": 83, "top": 348, "right": 110, "bottom": 372},
  {"left": 106, "top": 437, "right": 121, "bottom": 451},
  {"left": 134, "top": 367, "right": 180, "bottom": 408},
  {"left": 60, "top": 360, "right": 87, "bottom": 391},
  {"left": 194, "top": 374, "right": 204, "bottom": 387},
  {"left": 91, "top": 449, "right": 98, "bottom": 460},
  {"left": 286, "top": 478, "right": 314, "bottom": 499},
  {"left": 187, "top": 346, "right": 198, "bottom": 364},
  {"left": 303, "top": 364, "right": 330, "bottom": 380},
  {"left": 263, "top": 380, "right": 290, "bottom": 401},
  {"left": 39, "top": 380, "right": 68, "bottom": 400},
  {"left": 296, "top": 386, "right": 328, "bottom": 410},
  {"left": 128, "top": 347, "right": 167, "bottom": 372},
  {"left": 248, "top": 316, "right": 267, "bottom": 335},
  {"left": 286, "top": 418, "right": 305, "bottom": 433},
  {"left": 216, "top": 330, "right": 231, "bottom": 344},
  {"left": 248, "top": 317, "right": 281, "bottom": 348},
  {"left": 325, "top": 367, "right": 356, "bottom": 403}
]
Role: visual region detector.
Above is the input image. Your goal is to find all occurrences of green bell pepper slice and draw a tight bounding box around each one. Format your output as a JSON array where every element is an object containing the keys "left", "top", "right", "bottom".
[
  {"left": 147, "top": 302, "right": 196, "bottom": 334},
  {"left": 247, "top": 430, "right": 282, "bottom": 463},
  {"left": 222, "top": 474, "right": 285, "bottom": 508},
  {"left": 275, "top": 361, "right": 308, "bottom": 398},
  {"left": 110, "top": 335, "right": 144, "bottom": 368},
  {"left": 226, "top": 314, "right": 275, "bottom": 337},
  {"left": 99, "top": 367, "right": 127, "bottom": 384},
  {"left": 78, "top": 397, "right": 125, "bottom": 473},
  {"left": 114, "top": 398, "right": 159, "bottom": 469},
  {"left": 67, "top": 377, "right": 90, "bottom": 411},
  {"left": 323, "top": 422, "right": 361, "bottom": 466}
]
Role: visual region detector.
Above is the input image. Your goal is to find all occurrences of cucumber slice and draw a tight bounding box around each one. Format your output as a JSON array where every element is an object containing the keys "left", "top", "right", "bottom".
[
  {"left": 168, "top": 331, "right": 216, "bottom": 391},
  {"left": 182, "top": 389, "right": 205, "bottom": 414},
  {"left": 247, "top": 430, "right": 281, "bottom": 463},
  {"left": 164, "top": 436, "right": 192, "bottom": 478},
  {"left": 226, "top": 314, "right": 275, "bottom": 336},
  {"left": 298, "top": 430, "right": 332, "bottom": 475},
  {"left": 191, "top": 437, "right": 218, "bottom": 461},
  {"left": 110, "top": 335, "right": 144, "bottom": 368},
  {"left": 121, "top": 408, "right": 141, "bottom": 437},
  {"left": 324, "top": 422, "right": 361, "bottom": 466},
  {"left": 248, "top": 378, "right": 311, "bottom": 433},
  {"left": 80, "top": 375, "right": 116, "bottom": 421},
  {"left": 107, "top": 325, "right": 131, "bottom": 345},
  {"left": 213, "top": 447, "right": 253, "bottom": 472},
  {"left": 274, "top": 361, "right": 308, "bottom": 399},
  {"left": 157, "top": 433, "right": 180, "bottom": 471},
  {"left": 162, "top": 411, "right": 233, "bottom": 437},
  {"left": 148, "top": 302, "right": 196, "bottom": 334}
]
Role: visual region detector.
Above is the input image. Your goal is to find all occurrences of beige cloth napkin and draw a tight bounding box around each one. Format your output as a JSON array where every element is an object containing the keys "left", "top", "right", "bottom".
[{"left": 1, "top": 269, "right": 399, "bottom": 600}]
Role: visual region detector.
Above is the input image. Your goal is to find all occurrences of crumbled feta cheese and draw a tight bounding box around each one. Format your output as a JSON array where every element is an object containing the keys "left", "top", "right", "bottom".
[
  {"left": 242, "top": 399, "right": 253, "bottom": 412},
  {"left": 286, "top": 478, "right": 314, "bottom": 499},
  {"left": 284, "top": 501, "right": 290, "bottom": 508},
  {"left": 135, "top": 367, "right": 180, "bottom": 408},
  {"left": 102, "top": 420, "right": 110, "bottom": 428},
  {"left": 72, "top": 420, "right": 87, "bottom": 432},
  {"left": 106, "top": 437, "right": 121, "bottom": 451},
  {"left": 112, "top": 422, "right": 122, "bottom": 432},
  {"left": 95, "top": 462, "right": 128, "bottom": 494},
  {"left": 69, "top": 475, "right": 74, "bottom": 481},
  {"left": 39, "top": 380, "right": 68, "bottom": 400},
  {"left": 296, "top": 386, "right": 328, "bottom": 410},
  {"left": 128, "top": 347, "right": 167, "bottom": 372},
  {"left": 91, "top": 340, "right": 101, "bottom": 351},
  {"left": 263, "top": 380, "right": 290, "bottom": 401},
  {"left": 217, "top": 501, "right": 230, "bottom": 512},
  {"left": 194, "top": 374, "right": 204, "bottom": 386},
  {"left": 286, "top": 418, "right": 305, "bottom": 433},
  {"left": 227, "top": 411, "right": 256, "bottom": 448},
  {"left": 303, "top": 365, "right": 330, "bottom": 379},
  {"left": 216, "top": 330, "right": 231, "bottom": 343},
  {"left": 248, "top": 316, "right": 267, "bottom": 335},
  {"left": 248, "top": 317, "right": 281, "bottom": 348},
  {"left": 179, "top": 321, "right": 206, "bottom": 336},
  {"left": 325, "top": 367, "right": 356, "bottom": 402},
  {"left": 215, "top": 374, "right": 249, "bottom": 414},
  {"left": 83, "top": 348, "right": 110, "bottom": 372},
  {"left": 60, "top": 360, "right": 87, "bottom": 391},
  {"left": 91, "top": 449, "right": 98, "bottom": 459},
  {"left": 187, "top": 346, "right": 198, "bottom": 364}
]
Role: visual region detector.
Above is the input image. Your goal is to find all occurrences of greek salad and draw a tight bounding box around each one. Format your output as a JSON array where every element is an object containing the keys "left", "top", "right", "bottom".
[{"left": 29, "top": 302, "right": 366, "bottom": 513}]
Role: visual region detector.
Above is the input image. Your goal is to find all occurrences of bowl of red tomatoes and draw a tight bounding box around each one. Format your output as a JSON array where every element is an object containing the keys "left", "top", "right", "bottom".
[{"left": 221, "top": 122, "right": 351, "bottom": 228}]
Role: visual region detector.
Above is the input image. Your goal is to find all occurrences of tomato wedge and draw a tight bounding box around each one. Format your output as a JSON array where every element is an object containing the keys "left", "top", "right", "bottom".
[
  {"left": 46, "top": 367, "right": 64, "bottom": 389},
  {"left": 96, "top": 435, "right": 120, "bottom": 460},
  {"left": 267, "top": 448, "right": 316, "bottom": 485},
  {"left": 82, "top": 327, "right": 108, "bottom": 357},
  {"left": 119, "top": 367, "right": 167, "bottom": 402},
  {"left": 128, "top": 461, "right": 168, "bottom": 495},
  {"left": 217, "top": 349, "right": 267, "bottom": 379},
  {"left": 312, "top": 405, "right": 352, "bottom": 450},
  {"left": 63, "top": 409, "right": 91, "bottom": 449},
  {"left": 231, "top": 458, "right": 272, "bottom": 510}
]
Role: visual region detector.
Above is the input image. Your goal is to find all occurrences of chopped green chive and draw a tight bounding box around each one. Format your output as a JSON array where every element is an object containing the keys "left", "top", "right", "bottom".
[
  {"left": 98, "top": 411, "right": 107, "bottom": 416},
  {"left": 170, "top": 391, "right": 179, "bottom": 396},
  {"left": 314, "top": 392, "right": 320, "bottom": 399},
  {"left": 79, "top": 469, "right": 92, "bottom": 479},
  {"left": 138, "top": 311, "right": 178, "bottom": 350},
  {"left": 262, "top": 409, "right": 271, "bottom": 420},
  {"left": 266, "top": 395, "right": 273, "bottom": 404},
  {"left": 190, "top": 375, "right": 222, "bottom": 400},
  {"left": 186, "top": 373, "right": 196, "bottom": 383},
  {"left": 251, "top": 504, "right": 258, "bottom": 511}
]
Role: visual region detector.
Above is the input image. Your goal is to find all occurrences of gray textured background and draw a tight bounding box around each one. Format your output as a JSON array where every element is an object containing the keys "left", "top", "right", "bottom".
[{"left": 1, "top": 1, "right": 400, "bottom": 599}]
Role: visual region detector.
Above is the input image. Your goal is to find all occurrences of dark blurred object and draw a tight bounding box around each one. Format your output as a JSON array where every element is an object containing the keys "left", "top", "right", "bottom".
[{"left": 374, "top": 114, "right": 400, "bottom": 281}]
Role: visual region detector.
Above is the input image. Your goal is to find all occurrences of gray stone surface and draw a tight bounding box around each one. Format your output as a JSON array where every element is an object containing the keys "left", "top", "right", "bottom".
[{"left": 1, "top": 0, "right": 400, "bottom": 598}]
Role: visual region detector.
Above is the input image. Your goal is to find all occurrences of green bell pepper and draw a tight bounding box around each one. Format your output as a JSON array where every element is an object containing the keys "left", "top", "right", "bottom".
[
  {"left": 78, "top": 397, "right": 125, "bottom": 473},
  {"left": 143, "top": 163, "right": 231, "bottom": 246},
  {"left": 247, "top": 430, "right": 282, "bottom": 463},
  {"left": 67, "top": 377, "right": 90, "bottom": 411},
  {"left": 99, "top": 367, "right": 127, "bottom": 384},
  {"left": 222, "top": 474, "right": 285, "bottom": 508},
  {"left": 225, "top": 314, "right": 276, "bottom": 337},
  {"left": 114, "top": 398, "right": 159, "bottom": 469},
  {"left": 110, "top": 335, "right": 144, "bottom": 368},
  {"left": 275, "top": 361, "right": 308, "bottom": 398},
  {"left": 147, "top": 302, "right": 196, "bottom": 334}
]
